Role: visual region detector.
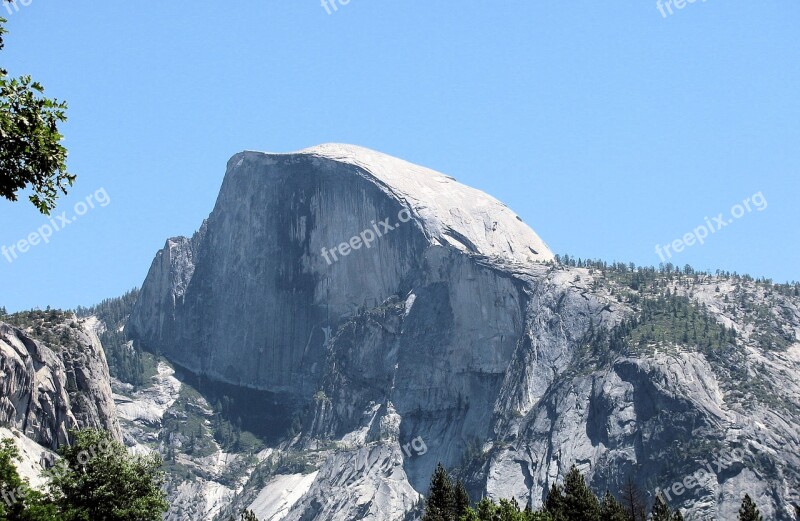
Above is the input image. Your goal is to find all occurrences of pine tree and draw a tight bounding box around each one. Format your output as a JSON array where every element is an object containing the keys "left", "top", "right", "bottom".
[
  {"left": 475, "top": 498, "right": 497, "bottom": 520},
  {"left": 650, "top": 494, "right": 673, "bottom": 521},
  {"left": 562, "top": 465, "right": 600, "bottom": 521},
  {"left": 737, "top": 494, "right": 763, "bottom": 521},
  {"left": 599, "top": 490, "right": 628, "bottom": 521},
  {"left": 498, "top": 497, "right": 522, "bottom": 519},
  {"left": 544, "top": 483, "right": 567, "bottom": 521},
  {"left": 241, "top": 510, "right": 259, "bottom": 521},
  {"left": 423, "top": 463, "right": 455, "bottom": 521},
  {"left": 454, "top": 479, "right": 471, "bottom": 519}
]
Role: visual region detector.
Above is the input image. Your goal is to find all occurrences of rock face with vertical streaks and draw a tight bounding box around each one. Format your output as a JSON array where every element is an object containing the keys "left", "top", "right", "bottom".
[{"left": 128, "top": 144, "right": 552, "bottom": 402}]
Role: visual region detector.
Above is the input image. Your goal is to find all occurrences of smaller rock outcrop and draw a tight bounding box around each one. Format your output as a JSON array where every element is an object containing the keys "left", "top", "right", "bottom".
[{"left": 0, "top": 314, "right": 120, "bottom": 450}]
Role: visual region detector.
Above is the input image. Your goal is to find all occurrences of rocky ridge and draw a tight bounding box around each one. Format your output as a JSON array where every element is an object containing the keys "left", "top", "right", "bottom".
[
  {"left": 0, "top": 313, "right": 120, "bottom": 449},
  {"left": 126, "top": 145, "right": 799, "bottom": 520}
]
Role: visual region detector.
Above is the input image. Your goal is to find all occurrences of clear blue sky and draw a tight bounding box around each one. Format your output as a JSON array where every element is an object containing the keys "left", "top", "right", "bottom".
[{"left": 1, "top": 2, "right": 798, "bottom": 312}]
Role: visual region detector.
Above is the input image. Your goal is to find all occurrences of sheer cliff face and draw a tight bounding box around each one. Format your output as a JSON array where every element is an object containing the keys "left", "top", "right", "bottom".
[
  {"left": 129, "top": 144, "right": 553, "bottom": 399},
  {"left": 0, "top": 318, "right": 120, "bottom": 450},
  {"left": 129, "top": 145, "right": 799, "bottom": 521}
]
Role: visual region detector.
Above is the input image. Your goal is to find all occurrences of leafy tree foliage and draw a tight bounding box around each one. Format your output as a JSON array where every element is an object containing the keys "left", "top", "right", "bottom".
[
  {"left": 461, "top": 497, "right": 551, "bottom": 520},
  {"left": 0, "top": 17, "right": 73, "bottom": 214},
  {"left": 738, "top": 494, "right": 763, "bottom": 521},
  {"left": 0, "top": 439, "right": 59, "bottom": 520},
  {"left": 2, "top": 432, "right": 168, "bottom": 520},
  {"left": 47, "top": 429, "right": 168, "bottom": 520}
]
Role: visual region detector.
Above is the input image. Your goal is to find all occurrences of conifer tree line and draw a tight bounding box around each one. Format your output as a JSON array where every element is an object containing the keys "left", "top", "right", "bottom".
[
  {"left": 551, "top": 254, "right": 800, "bottom": 296},
  {"left": 76, "top": 289, "right": 150, "bottom": 387},
  {"left": 2, "top": 290, "right": 149, "bottom": 388},
  {"left": 422, "top": 463, "right": 766, "bottom": 521}
]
